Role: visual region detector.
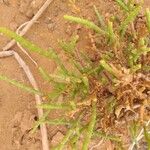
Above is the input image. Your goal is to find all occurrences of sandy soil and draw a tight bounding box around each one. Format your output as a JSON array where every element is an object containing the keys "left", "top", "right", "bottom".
[{"left": 0, "top": 0, "right": 149, "bottom": 150}]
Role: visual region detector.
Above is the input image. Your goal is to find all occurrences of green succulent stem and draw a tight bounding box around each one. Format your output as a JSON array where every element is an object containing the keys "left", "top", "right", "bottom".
[
  {"left": 0, "top": 74, "right": 42, "bottom": 95},
  {"left": 82, "top": 100, "right": 97, "bottom": 150},
  {"left": 64, "top": 15, "right": 107, "bottom": 35},
  {"left": 146, "top": 8, "right": 150, "bottom": 33}
]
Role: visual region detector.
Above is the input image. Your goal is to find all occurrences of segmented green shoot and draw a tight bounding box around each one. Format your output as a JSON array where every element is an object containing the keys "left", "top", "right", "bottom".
[
  {"left": 59, "top": 36, "right": 85, "bottom": 73},
  {"left": 100, "top": 60, "right": 120, "bottom": 78},
  {"left": 143, "top": 65, "right": 150, "bottom": 72},
  {"left": 53, "top": 119, "right": 82, "bottom": 150},
  {"left": 47, "top": 84, "right": 66, "bottom": 100},
  {"left": 32, "top": 110, "right": 50, "bottom": 133},
  {"left": 0, "top": 1, "right": 149, "bottom": 149},
  {"left": 37, "top": 103, "right": 74, "bottom": 110},
  {"left": 64, "top": 15, "right": 107, "bottom": 34},
  {"left": 0, "top": 74, "right": 41, "bottom": 95},
  {"left": 39, "top": 67, "right": 80, "bottom": 84},
  {"left": 72, "top": 59, "right": 84, "bottom": 73},
  {"left": 70, "top": 125, "right": 84, "bottom": 149},
  {"left": 39, "top": 67, "right": 54, "bottom": 83},
  {"left": 101, "top": 51, "right": 115, "bottom": 61},
  {"left": 126, "top": 0, "right": 137, "bottom": 11},
  {"left": 94, "top": 131, "right": 121, "bottom": 142},
  {"left": 129, "top": 121, "right": 140, "bottom": 146},
  {"left": 86, "top": 65, "right": 103, "bottom": 75},
  {"left": 44, "top": 118, "right": 70, "bottom": 126},
  {"left": 107, "top": 21, "right": 116, "bottom": 45},
  {"left": 120, "top": 6, "right": 141, "bottom": 36},
  {"left": 144, "top": 126, "right": 150, "bottom": 149},
  {"left": 146, "top": 8, "right": 150, "bottom": 33},
  {"left": 76, "top": 51, "right": 93, "bottom": 73},
  {"left": 0, "top": 27, "right": 52, "bottom": 58},
  {"left": 0, "top": 27, "right": 68, "bottom": 74},
  {"left": 81, "top": 76, "right": 89, "bottom": 94},
  {"left": 52, "top": 128, "right": 74, "bottom": 150},
  {"left": 93, "top": 5, "right": 105, "bottom": 28},
  {"left": 79, "top": 51, "right": 93, "bottom": 65},
  {"left": 59, "top": 35, "right": 79, "bottom": 54},
  {"left": 131, "top": 64, "right": 141, "bottom": 72},
  {"left": 129, "top": 38, "right": 150, "bottom": 67},
  {"left": 115, "top": 0, "right": 129, "bottom": 12},
  {"left": 82, "top": 100, "right": 97, "bottom": 150},
  {"left": 106, "top": 97, "right": 117, "bottom": 113}
]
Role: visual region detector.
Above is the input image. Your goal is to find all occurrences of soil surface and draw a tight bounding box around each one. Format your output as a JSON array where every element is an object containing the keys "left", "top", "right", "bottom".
[{"left": 0, "top": 0, "right": 150, "bottom": 150}]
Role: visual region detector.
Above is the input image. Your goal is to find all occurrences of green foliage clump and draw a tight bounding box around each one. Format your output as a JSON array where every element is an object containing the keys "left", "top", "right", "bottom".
[{"left": 0, "top": 0, "right": 149, "bottom": 149}]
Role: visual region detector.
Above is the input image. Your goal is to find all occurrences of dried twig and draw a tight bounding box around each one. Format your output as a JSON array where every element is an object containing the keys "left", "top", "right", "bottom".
[
  {"left": 0, "top": 50, "right": 49, "bottom": 150},
  {"left": 16, "top": 21, "right": 38, "bottom": 66},
  {"left": 3, "top": 0, "right": 54, "bottom": 51}
]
